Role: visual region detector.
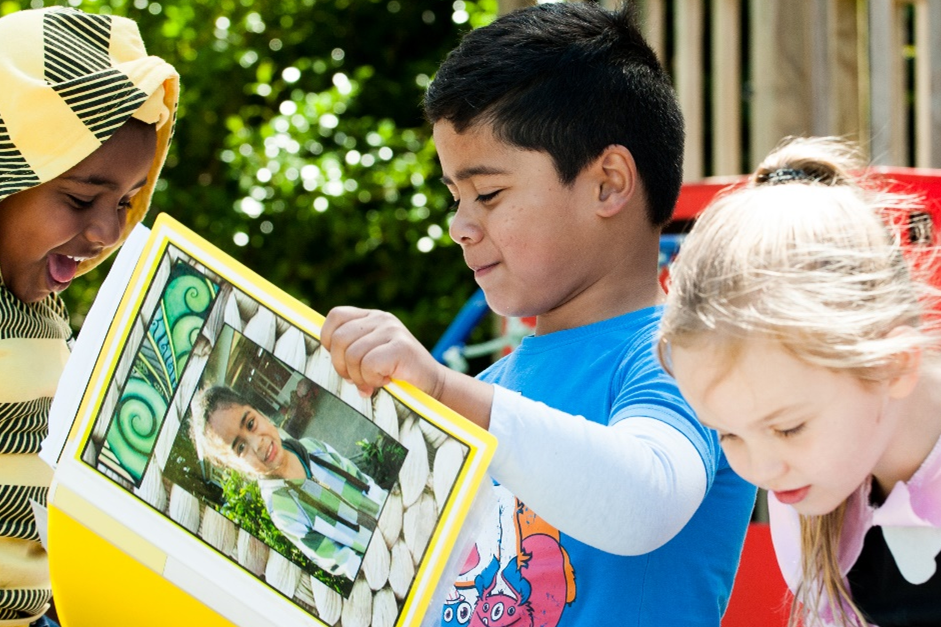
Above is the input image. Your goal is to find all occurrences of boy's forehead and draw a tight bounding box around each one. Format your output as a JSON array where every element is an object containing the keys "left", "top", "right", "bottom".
[
  {"left": 433, "top": 120, "right": 537, "bottom": 179},
  {"left": 432, "top": 119, "right": 498, "bottom": 146}
]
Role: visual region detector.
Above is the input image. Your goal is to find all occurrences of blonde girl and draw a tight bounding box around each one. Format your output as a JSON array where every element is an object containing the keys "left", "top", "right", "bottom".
[{"left": 660, "top": 137, "right": 941, "bottom": 627}]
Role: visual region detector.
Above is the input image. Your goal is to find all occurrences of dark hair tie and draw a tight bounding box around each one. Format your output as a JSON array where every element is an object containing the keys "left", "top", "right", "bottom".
[{"left": 761, "top": 167, "right": 815, "bottom": 185}]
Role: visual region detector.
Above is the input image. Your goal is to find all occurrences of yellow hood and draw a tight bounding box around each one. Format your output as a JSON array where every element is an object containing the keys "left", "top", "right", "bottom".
[{"left": 0, "top": 6, "right": 179, "bottom": 273}]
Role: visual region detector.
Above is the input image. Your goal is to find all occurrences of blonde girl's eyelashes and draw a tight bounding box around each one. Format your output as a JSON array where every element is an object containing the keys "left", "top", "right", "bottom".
[
  {"left": 776, "top": 423, "right": 806, "bottom": 438},
  {"left": 717, "top": 432, "right": 738, "bottom": 443}
]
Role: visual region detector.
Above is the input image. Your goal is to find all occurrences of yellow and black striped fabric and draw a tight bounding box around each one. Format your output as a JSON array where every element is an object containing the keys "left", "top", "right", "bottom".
[
  {"left": 0, "top": 283, "right": 69, "bottom": 624},
  {"left": 0, "top": 7, "right": 178, "bottom": 624}
]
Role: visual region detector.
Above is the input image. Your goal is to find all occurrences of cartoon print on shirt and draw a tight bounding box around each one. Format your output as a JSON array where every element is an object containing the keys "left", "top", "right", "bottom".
[
  {"left": 444, "top": 489, "right": 576, "bottom": 627},
  {"left": 444, "top": 545, "right": 483, "bottom": 626},
  {"left": 442, "top": 590, "right": 475, "bottom": 626}
]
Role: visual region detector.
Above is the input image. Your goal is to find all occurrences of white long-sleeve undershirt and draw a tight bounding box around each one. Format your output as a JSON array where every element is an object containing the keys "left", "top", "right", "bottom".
[{"left": 487, "top": 384, "right": 708, "bottom": 556}]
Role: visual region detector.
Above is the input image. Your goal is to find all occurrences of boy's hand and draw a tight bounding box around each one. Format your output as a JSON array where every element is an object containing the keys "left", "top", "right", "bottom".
[{"left": 321, "top": 306, "right": 447, "bottom": 399}]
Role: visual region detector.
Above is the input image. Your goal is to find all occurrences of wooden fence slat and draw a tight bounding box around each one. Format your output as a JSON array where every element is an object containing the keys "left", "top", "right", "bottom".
[
  {"left": 749, "top": 0, "right": 816, "bottom": 169},
  {"left": 676, "top": 0, "right": 705, "bottom": 180},
  {"left": 915, "top": 0, "right": 930, "bottom": 166},
  {"left": 914, "top": 0, "right": 941, "bottom": 167},
  {"left": 711, "top": 0, "right": 742, "bottom": 175},
  {"left": 831, "top": 0, "right": 863, "bottom": 141},
  {"left": 641, "top": 0, "right": 667, "bottom": 66},
  {"left": 811, "top": 0, "right": 832, "bottom": 136},
  {"left": 930, "top": 0, "right": 941, "bottom": 167},
  {"left": 869, "top": 0, "right": 906, "bottom": 165}
]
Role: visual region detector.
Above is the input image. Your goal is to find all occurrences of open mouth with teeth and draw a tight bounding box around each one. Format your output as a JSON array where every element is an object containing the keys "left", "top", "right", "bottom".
[{"left": 47, "top": 253, "right": 88, "bottom": 287}]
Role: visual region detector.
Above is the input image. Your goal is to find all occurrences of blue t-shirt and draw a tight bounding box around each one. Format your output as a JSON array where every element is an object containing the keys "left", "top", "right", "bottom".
[{"left": 440, "top": 306, "right": 755, "bottom": 627}]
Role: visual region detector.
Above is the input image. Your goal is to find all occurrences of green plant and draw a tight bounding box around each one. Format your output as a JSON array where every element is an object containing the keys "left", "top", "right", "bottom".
[
  {"left": 218, "top": 469, "right": 349, "bottom": 594},
  {"left": 355, "top": 435, "right": 408, "bottom": 490}
]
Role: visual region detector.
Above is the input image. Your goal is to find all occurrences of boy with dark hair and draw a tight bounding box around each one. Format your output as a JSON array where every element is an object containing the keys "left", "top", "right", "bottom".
[
  {"left": 423, "top": 1, "right": 684, "bottom": 227},
  {"left": 322, "top": 3, "right": 755, "bottom": 625}
]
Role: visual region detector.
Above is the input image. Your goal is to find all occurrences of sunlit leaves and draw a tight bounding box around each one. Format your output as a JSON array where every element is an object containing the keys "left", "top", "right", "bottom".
[{"left": 8, "top": 0, "right": 496, "bottom": 345}]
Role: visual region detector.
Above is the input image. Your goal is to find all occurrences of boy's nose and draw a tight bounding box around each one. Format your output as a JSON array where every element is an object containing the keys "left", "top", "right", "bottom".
[
  {"left": 448, "top": 204, "right": 483, "bottom": 246},
  {"left": 85, "top": 205, "right": 124, "bottom": 247}
]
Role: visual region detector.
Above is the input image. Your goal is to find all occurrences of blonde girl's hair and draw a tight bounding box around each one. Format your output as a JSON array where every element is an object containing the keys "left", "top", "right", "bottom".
[
  {"left": 660, "top": 136, "right": 937, "bottom": 627},
  {"left": 662, "top": 136, "right": 934, "bottom": 378}
]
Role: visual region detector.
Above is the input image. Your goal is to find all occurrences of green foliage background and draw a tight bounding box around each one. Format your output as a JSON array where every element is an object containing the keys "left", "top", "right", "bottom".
[
  {"left": 217, "top": 469, "right": 351, "bottom": 596},
  {"left": 0, "top": 0, "right": 498, "bottom": 348}
]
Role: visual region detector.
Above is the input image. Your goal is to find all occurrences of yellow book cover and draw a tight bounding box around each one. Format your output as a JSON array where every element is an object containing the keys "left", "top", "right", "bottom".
[{"left": 45, "top": 214, "right": 496, "bottom": 627}]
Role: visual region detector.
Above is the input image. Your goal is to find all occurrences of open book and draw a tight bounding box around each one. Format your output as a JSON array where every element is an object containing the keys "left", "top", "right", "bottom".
[{"left": 44, "top": 214, "right": 496, "bottom": 627}]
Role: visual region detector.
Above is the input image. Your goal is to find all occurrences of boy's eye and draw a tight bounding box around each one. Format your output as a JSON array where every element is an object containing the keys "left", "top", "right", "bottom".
[
  {"left": 236, "top": 442, "right": 245, "bottom": 456},
  {"left": 717, "top": 432, "right": 738, "bottom": 443},
  {"left": 476, "top": 190, "right": 500, "bottom": 204},
  {"left": 448, "top": 198, "right": 460, "bottom": 211},
  {"left": 247, "top": 417, "right": 255, "bottom": 430}
]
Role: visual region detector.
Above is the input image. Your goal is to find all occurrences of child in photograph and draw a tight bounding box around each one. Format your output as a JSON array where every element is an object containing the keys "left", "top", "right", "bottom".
[
  {"left": 191, "top": 385, "right": 387, "bottom": 581},
  {"left": 660, "top": 136, "right": 941, "bottom": 626},
  {"left": 321, "top": 3, "right": 756, "bottom": 625},
  {"left": 0, "top": 6, "right": 178, "bottom": 626}
]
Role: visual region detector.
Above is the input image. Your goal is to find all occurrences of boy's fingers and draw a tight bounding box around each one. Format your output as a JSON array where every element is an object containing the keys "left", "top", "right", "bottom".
[
  {"left": 359, "top": 343, "right": 399, "bottom": 389},
  {"left": 321, "top": 306, "right": 369, "bottom": 350},
  {"left": 342, "top": 323, "right": 400, "bottom": 389},
  {"left": 323, "top": 307, "right": 376, "bottom": 380},
  {"left": 322, "top": 308, "right": 419, "bottom": 392}
]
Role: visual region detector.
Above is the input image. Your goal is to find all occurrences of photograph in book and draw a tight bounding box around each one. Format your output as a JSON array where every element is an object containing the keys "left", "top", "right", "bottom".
[{"left": 55, "top": 214, "right": 496, "bottom": 626}]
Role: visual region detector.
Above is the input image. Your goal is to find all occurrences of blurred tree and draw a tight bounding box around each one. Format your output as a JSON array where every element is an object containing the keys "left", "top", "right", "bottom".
[{"left": 0, "top": 0, "right": 498, "bottom": 348}]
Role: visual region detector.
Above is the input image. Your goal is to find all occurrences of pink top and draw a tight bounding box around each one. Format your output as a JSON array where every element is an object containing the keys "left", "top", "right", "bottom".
[{"left": 769, "top": 433, "right": 941, "bottom": 626}]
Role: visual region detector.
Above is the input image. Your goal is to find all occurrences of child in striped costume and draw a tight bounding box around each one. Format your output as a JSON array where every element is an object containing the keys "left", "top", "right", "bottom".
[{"left": 0, "top": 7, "right": 178, "bottom": 625}]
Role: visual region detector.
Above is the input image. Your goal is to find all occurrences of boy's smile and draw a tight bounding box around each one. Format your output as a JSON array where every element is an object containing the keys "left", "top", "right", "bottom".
[
  {"left": 434, "top": 121, "right": 613, "bottom": 334},
  {"left": 0, "top": 120, "right": 156, "bottom": 303}
]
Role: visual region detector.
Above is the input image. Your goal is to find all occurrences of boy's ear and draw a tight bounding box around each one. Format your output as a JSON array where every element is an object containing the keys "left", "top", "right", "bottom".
[
  {"left": 594, "top": 144, "right": 638, "bottom": 217},
  {"left": 885, "top": 326, "right": 921, "bottom": 400}
]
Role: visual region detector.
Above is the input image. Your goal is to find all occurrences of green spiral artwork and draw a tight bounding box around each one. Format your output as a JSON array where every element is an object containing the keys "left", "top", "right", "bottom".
[{"left": 102, "top": 262, "right": 218, "bottom": 484}]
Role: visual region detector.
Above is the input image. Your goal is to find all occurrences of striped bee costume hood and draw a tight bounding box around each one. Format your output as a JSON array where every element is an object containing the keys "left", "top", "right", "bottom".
[
  {"left": 0, "top": 5, "right": 179, "bottom": 275},
  {"left": 0, "top": 7, "right": 178, "bottom": 624}
]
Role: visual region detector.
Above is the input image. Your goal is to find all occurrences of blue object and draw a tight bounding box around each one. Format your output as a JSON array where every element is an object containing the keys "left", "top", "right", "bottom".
[{"left": 431, "top": 288, "right": 490, "bottom": 363}]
